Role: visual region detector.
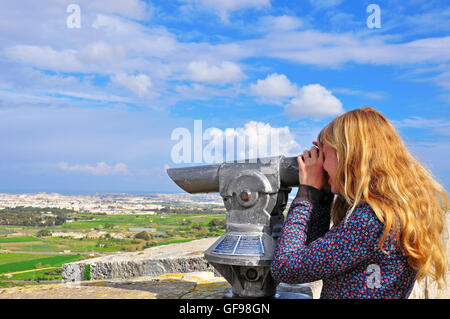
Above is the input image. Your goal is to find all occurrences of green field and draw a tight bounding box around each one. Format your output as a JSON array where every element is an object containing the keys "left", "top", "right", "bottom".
[
  {"left": 0, "top": 253, "right": 88, "bottom": 288},
  {"left": 0, "top": 253, "right": 82, "bottom": 274},
  {"left": 0, "top": 211, "right": 225, "bottom": 287},
  {"left": 0, "top": 236, "right": 40, "bottom": 243}
]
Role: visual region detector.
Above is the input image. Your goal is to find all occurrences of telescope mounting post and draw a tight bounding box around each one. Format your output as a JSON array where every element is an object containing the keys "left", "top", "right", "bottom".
[
  {"left": 204, "top": 156, "right": 289, "bottom": 298},
  {"left": 166, "top": 155, "right": 311, "bottom": 298}
]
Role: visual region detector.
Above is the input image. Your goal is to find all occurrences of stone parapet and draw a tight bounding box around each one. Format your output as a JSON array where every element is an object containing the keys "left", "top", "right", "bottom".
[{"left": 62, "top": 237, "right": 219, "bottom": 281}]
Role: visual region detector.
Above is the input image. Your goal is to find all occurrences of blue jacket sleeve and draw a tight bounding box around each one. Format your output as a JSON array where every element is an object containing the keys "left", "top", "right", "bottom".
[{"left": 271, "top": 188, "right": 384, "bottom": 284}]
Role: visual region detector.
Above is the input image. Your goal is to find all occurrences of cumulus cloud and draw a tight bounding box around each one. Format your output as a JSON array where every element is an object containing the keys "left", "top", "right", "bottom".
[
  {"left": 250, "top": 73, "right": 298, "bottom": 98},
  {"left": 77, "top": 42, "right": 125, "bottom": 63},
  {"left": 91, "top": 14, "right": 178, "bottom": 55},
  {"left": 111, "top": 73, "right": 154, "bottom": 98},
  {"left": 3, "top": 45, "right": 81, "bottom": 72},
  {"left": 59, "top": 162, "right": 128, "bottom": 176},
  {"left": 201, "top": 121, "right": 301, "bottom": 163},
  {"left": 187, "top": 60, "right": 244, "bottom": 84},
  {"left": 250, "top": 76, "right": 344, "bottom": 119},
  {"left": 285, "top": 84, "right": 344, "bottom": 119},
  {"left": 233, "top": 121, "right": 301, "bottom": 159},
  {"left": 4, "top": 42, "right": 126, "bottom": 73}
]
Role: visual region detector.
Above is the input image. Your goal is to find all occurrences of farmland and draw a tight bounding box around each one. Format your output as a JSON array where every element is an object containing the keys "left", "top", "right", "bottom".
[{"left": 0, "top": 210, "right": 226, "bottom": 288}]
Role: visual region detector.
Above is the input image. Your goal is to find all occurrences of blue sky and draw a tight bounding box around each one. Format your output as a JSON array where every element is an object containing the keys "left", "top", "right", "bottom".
[{"left": 0, "top": 0, "right": 449, "bottom": 194}]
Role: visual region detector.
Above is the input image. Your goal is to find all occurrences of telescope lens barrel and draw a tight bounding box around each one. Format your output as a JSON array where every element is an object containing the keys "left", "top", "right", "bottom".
[
  {"left": 166, "top": 164, "right": 220, "bottom": 194},
  {"left": 166, "top": 156, "right": 301, "bottom": 193},
  {"left": 279, "top": 156, "right": 300, "bottom": 187}
]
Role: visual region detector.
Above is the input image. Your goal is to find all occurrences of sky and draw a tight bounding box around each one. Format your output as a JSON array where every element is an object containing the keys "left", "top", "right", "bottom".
[{"left": 0, "top": 0, "right": 449, "bottom": 194}]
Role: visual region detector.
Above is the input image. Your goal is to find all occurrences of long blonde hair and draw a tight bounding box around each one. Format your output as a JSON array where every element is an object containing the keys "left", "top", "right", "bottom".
[{"left": 318, "top": 106, "right": 448, "bottom": 287}]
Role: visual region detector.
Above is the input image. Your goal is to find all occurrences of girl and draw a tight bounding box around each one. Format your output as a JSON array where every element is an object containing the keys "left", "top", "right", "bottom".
[{"left": 271, "top": 106, "right": 448, "bottom": 298}]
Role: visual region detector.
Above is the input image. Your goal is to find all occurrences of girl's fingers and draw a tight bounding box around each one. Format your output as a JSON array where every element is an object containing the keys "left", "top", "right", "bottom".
[
  {"left": 318, "top": 146, "right": 324, "bottom": 161},
  {"left": 310, "top": 146, "right": 318, "bottom": 159},
  {"left": 302, "top": 150, "right": 310, "bottom": 160},
  {"left": 297, "top": 155, "right": 304, "bottom": 169}
]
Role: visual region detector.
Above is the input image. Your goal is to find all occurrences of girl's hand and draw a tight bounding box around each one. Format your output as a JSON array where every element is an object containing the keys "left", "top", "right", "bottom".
[{"left": 297, "top": 142, "right": 326, "bottom": 190}]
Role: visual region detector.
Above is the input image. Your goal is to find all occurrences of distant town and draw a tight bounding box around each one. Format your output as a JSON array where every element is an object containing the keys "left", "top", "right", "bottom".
[{"left": 0, "top": 192, "right": 226, "bottom": 214}]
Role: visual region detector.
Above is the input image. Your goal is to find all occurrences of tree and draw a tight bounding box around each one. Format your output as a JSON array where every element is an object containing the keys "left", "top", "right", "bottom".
[
  {"left": 208, "top": 219, "right": 225, "bottom": 228},
  {"left": 36, "top": 229, "right": 51, "bottom": 237},
  {"left": 135, "top": 231, "right": 151, "bottom": 241}
]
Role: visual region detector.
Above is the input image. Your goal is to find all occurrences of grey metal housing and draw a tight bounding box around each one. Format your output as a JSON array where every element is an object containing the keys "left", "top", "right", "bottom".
[{"left": 166, "top": 156, "right": 301, "bottom": 298}]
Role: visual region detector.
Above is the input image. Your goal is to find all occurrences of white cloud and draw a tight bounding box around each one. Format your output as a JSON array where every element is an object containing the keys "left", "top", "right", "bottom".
[
  {"left": 429, "top": 69, "right": 450, "bottom": 90},
  {"left": 285, "top": 84, "right": 344, "bottom": 118},
  {"left": 241, "top": 31, "right": 450, "bottom": 67},
  {"left": 2, "top": 1, "right": 450, "bottom": 115},
  {"left": 245, "top": 121, "right": 302, "bottom": 158},
  {"left": 188, "top": 0, "right": 271, "bottom": 22},
  {"left": 111, "top": 73, "right": 154, "bottom": 98},
  {"left": 50, "top": 90, "right": 133, "bottom": 103},
  {"left": 172, "top": 120, "right": 300, "bottom": 164},
  {"left": 332, "top": 88, "right": 385, "bottom": 100},
  {"left": 175, "top": 83, "right": 226, "bottom": 100},
  {"left": 3, "top": 42, "right": 127, "bottom": 74},
  {"left": 259, "top": 15, "right": 303, "bottom": 32},
  {"left": 250, "top": 73, "right": 298, "bottom": 98},
  {"left": 59, "top": 162, "right": 128, "bottom": 176},
  {"left": 77, "top": 42, "right": 125, "bottom": 63},
  {"left": 220, "top": 121, "right": 301, "bottom": 160},
  {"left": 391, "top": 116, "right": 447, "bottom": 129},
  {"left": 391, "top": 116, "right": 450, "bottom": 136},
  {"left": 187, "top": 60, "right": 244, "bottom": 84},
  {"left": 85, "top": 0, "right": 152, "bottom": 20},
  {"left": 250, "top": 77, "right": 344, "bottom": 119},
  {"left": 91, "top": 14, "right": 178, "bottom": 57},
  {"left": 3, "top": 45, "right": 81, "bottom": 72}
]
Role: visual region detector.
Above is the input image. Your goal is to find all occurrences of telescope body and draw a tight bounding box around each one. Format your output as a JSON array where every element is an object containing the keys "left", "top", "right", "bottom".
[
  {"left": 166, "top": 155, "right": 309, "bottom": 298},
  {"left": 166, "top": 156, "right": 299, "bottom": 194}
]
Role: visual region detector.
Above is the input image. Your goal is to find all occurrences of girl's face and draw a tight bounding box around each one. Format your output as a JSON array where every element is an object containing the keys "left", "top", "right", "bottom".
[{"left": 322, "top": 143, "right": 339, "bottom": 194}]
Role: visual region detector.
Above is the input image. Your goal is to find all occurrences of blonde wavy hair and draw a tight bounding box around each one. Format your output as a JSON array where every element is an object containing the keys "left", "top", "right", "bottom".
[{"left": 317, "top": 106, "right": 449, "bottom": 287}]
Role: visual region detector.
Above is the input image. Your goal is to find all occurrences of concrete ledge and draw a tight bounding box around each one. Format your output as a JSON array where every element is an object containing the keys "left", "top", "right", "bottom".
[
  {"left": 0, "top": 272, "right": 316, "bottom": 299},
  {"left": 0, "top": 272, "right": 231, "bottom": 299},
  {"left": 62, "top": 237, "right": 219, "bottom": 281}
]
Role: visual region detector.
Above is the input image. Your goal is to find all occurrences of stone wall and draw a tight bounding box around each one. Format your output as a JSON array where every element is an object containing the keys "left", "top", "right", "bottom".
[
  {"left": 62, "top": 237, "right": 219, "bottom": 282},
  {"left": 62, "top": 256, "right": 216, "bottom": 281}
]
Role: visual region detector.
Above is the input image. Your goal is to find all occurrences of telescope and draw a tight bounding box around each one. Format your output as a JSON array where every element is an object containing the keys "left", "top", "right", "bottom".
[{"left": 166, "top": 155, "right": 309, "bottom": 298}]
